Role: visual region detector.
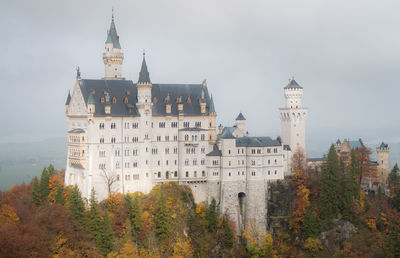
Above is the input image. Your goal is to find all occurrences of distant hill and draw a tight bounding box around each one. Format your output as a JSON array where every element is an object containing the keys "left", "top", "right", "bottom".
[{"left": 0, "top": 137, "right": 66, "bottom": 190}]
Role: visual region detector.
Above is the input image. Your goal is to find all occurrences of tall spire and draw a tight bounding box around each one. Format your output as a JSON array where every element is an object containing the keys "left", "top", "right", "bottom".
[
  {"left": 209, "top": 94, "right": 216, "bottom": 113},
  {"left": 138, "top": 51, "right": 151, "bottom": 83},
  {"left": 105, "top": 10, "right": 121, "bottom": 49}
]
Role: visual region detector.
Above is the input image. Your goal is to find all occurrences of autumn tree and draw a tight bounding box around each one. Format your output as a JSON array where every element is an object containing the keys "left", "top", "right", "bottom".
[
  {"left": 31, "top": 176, "right": 41, "bottom": 206},
  {"left": 126, "top": 194, "right": 144, "bottom": 243},
  {"left": 222, "top": 217, "right": 234, "bottom": 249},
  {"left": 319, "top": 145, "right": 341, "bottom": 228},
  {"left": 302, "top": 211, "right": 320, "bottom": 239},
  {"left": 389, "top": 164, "right": 400, "bottom": 211},
  {"left": 341, "top": 150, "right": 360, "bottom": 219},
  {"left": 100, "top": 168, "right": 118, "bottom": 197},
  {"left": 97, "top": 211, "right": 114, "bottom": 256},
  {"left": 55, "top": 185, "right": 65, "bottom": 205}
]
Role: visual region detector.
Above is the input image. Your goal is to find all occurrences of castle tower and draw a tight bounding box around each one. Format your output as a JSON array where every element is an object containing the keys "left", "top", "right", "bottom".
[
  {"left": 208, "top": 94, "right": 217, "bottom": 145},
  {"left": 103, "top": 12, "right": 124, "bottom": 80},
  {"left": 377, "top": 142, "right": 390, "bottom": 188},
  {"left": 235, "top": 112, "right": 246, "bottom": 137},
  {"left": 279, "top": 78, "right": 308, "bottom": 155}
]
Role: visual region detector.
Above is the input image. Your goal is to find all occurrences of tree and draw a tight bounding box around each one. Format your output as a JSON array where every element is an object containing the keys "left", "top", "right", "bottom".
[
  {"left": 87, "top": 188, "right": 101, "bottom": 235},
  {"left": 68, "top": 185, "right": 85, "bottom": 224},
  {"left": 39, "top": 167, "right": 50, "bottom": 202},
  {"left": 319, "top": 145, "right": 341, "bottom": 228},
  {"left": 126, "top": 194, "right": 144, "bottom": 243},
  {"left": 100, "top": 169, "right": 118, "bottom": 197},
  {"left": 341, "top": 150, "right": 360, "bottom": 219},
  {"left": 97, "top": 211, "right": 114, "bottom": 256},
  {"left": 154, "top": 193, "right": 170, "bottom": 241},
  {"left": 31, "top": 177, "right": 41, "bottom": 206},
  {"left": 302, "top": 211, "right": 320, "bottom": 239},
  {"left": 55, "top": 185, "right": 65, "bottom": 205},
  {"left": 292, "top": 165, "right": 310, "bottom": 235},
  {"left": 389, "top": 164, "right": 400, "bottom": 211},
  {"left": 222, "top": 217, "right": 234, "bottom": 249},
  {"left": 206, "top": 198, "right": 218, "bottom": 233}
]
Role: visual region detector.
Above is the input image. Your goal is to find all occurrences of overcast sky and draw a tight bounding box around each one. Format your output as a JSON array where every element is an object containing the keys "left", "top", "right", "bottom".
[{"left": 0, "top": 0, "right": 399, "bottom": 155}]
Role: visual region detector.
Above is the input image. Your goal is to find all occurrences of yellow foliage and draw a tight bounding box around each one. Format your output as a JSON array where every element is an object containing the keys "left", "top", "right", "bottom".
[
  {"left": 195, "top": 203, "right": 206, "bottom": 218},
  {"left": 172, "top": 239, "right": 194, "bottom": 258},
  {"left": 366, "top": 217, "right": 376, "bottom": 230},
  {"left": 260, "top": 232, "right": 273, "bottom": 257},
  {"left": 242, "top": 220, "right": 262, "bottom": 247},
  {"left": 303, "top": 237, "right": 323, "bottom": 253},
  {"left": 107, "top": 240, "right": 140, "bottom": 258},
  {"left": 48, "top": 175, "right": 63, "bottom": 203},
  {"left": 0, "top": 204, "right": 19, "bottom": 226}
]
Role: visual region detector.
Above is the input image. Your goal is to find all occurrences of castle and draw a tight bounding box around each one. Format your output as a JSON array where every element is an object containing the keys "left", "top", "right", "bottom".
[{"left": 64, "top": 15, "right": 308, "bottom": 233}]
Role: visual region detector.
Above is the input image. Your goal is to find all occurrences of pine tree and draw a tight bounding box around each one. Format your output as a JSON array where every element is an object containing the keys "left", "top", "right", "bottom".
[
  {"left": 342, "top": 150, "right": 360, "bottom": 219},
  {"left": 39, "top": 167, "right": 50, "bottom": 202},
  {"left": 389, "top": 164, "right": 400, "bottom": 211},
  {"left": 47, "top": 164, "right": 55, "bottom": 177},
  {"left": 222, "top": 217, "right": 234, "bottom": 249},
  {"left": 319, "top": 145, "right": 341, "bottom": 228},
  {"left": 154, "top": 193, "right": 170, "bottom": 241},
  {"left": 31, "top": 176, "right": 41, "bottom": 206},
  {"left": 68, "top": 185, "right": 85, "bottom": 223},
  {"left": 206, "top": 198, "right": 218, "bottom": 233},
  {"left": 87, "top": 188, "right": 101, "bottom": 234},
  {"left": 54, "top": 185, "right": 65, "bottom": 205},
  {"left": 97, "top": 211, "right": 114, "bottom": 256},
  {"left": 130, "top": 195, "right": 144, "bottom": 243},
  {"left": 302, "top": 211, "right": 320, "bottom": 239}
]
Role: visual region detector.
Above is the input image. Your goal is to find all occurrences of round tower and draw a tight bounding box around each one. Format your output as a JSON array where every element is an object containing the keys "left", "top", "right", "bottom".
[
  {"left": 377, "top": 142, "right": 390, "bottom": 188},
  {"left": 103, "top": 12, "right": 124, "bottom": 80},
  {"left": 279, "top": 78, "right": 308, "bottom": 154}
]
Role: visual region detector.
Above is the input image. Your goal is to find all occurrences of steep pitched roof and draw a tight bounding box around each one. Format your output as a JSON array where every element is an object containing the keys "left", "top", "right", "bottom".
[
  {"left": 206, "top": 145, "right": 222, "bottom": 156},
  {"left": 105, "top": 15, "right": 121, "bottom": 49},
  {"left": 379, "top": 142, "right": 389, "bottom": 148},
  {"left": 208, "top": 95, "right": 216, "bottom": 113},
  {"left": 284, "top": 78, "right": 303, "bottom": 89},
  {"left": 219, "top": 127, "right": 235, "bottom": 139},
  {"left": 236, "top": 112, "right": 246, "bottom": 121},
  {"left": 65, "top": 91, "right": 71, "bottom": 105},
  {"left": 78, "top": 79, "right": 212, "bottom": 117},
  {"left": 138, "top": 54, "right": 151, "bottom": 83}
]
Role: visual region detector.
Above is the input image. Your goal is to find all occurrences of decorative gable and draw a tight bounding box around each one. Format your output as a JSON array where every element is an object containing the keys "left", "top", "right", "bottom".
[{"left": 67, "top": 81, "right": 87, "bottom": 116}]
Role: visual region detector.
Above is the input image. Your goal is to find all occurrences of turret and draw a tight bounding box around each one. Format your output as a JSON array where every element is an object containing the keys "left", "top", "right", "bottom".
[
  {"left": 103, "top": 12, "right": 124, "bottom": 80},
  {"left": 65, "top": 90, "right": 71, "bottom": 114},
  {"left": 136, "top": 52, "right": 152, "bottom": 108},
  {"left": 235, "top": 112, "right": 246, "bottom": 136},
  {"left": 377, "top": 142, "right": 390, "bottom": 188},
  {"left": 279, "top": 78, "right": 308, "bottom": 154}
]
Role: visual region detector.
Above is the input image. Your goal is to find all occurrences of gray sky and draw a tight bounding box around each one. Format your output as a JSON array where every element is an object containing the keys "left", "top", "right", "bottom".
[{"left": 1, "top": 0, "right": 399, "bottom": 156}]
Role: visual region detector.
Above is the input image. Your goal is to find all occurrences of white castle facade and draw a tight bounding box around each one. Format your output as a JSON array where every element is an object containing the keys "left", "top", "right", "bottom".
[{"left": 64, "top": 15, "right": 308, "bottom": 233}]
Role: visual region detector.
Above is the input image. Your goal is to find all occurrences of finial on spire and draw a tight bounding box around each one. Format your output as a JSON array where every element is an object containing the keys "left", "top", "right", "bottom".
[
  {"left": 76, "top": 66, "right": 81, "bottom": 79},
  {"left": 143, "top": 49, "right": 146, "bottom": 57},
  {"left": 202, "top": 79, "right": 207, "bottom": 87}
]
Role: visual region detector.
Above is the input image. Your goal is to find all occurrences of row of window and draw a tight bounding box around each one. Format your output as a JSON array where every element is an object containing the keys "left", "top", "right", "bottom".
[
  {"left": 184, "top": 159, "right": 206, "bottom": 166},
  {"left": 69, "top": 135, "right": 84, "bottom": 143},
  {"left": 184, "top": 134, "right": 206, "bottom": 141},
  {"left": 100, "top": 121, "right": 204, "bottom": 130},
  {"left": 226, "top": 170, "right": 278, "bottom": 177},
  {"left": 226, "top": 147, "right": 279, "bottom": 155},
  {"left": 70, "top": 149, "right": 84, "bottom": 157}
]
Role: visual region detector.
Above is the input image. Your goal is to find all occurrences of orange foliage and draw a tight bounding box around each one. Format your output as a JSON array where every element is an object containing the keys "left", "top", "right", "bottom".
[
  {"left": 0, "top": 204, "right": 19, "bottom": 226},
  {"left": 292, "top": 168, "right": 310, "bottom": 234}
]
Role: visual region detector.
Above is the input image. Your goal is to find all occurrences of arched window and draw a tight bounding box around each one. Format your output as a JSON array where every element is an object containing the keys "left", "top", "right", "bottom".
[{"left": 158, "top": 172, "right": 161, "bottom": 178}]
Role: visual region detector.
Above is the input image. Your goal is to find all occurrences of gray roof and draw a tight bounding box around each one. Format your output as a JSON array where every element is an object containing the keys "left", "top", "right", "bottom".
[
  {"left": 105, "top": 15, "right": 121, "bottom": 49},
  {"left": 138, "top": 54, "right": 151, "bottom": 83},
  {"left": 68, "top": 128, "right": 85, "bottom": 134},
  {"left": 206, "top": 145, "right": 222, "bottom": 156},
  {"left": 379, "top": 142, "right": 389, "bottom": 148},
  {"left": 236, "top": 112, "right": 246, "bottom": 121},
  {"left": 236, "top": 136, "right": 281, "bottom": 147},
  {"left": 336, "top": 139, "right": 341, "bottom": 144},
  {"left": 208, "top": 95, "right": 216, "bottom": 113},
  {"left": 284, "top": 78, "right": 303, "bottom": 89},
  {"left": 179, "top": 127, "right": 207, "bottom": 131},
  {"left": 78, "top": 79, "right": 212, "bottom": 117},
  {"left": 283, "top": 144, "right": 291, "bottom": 151},
  {"left": 308, "top": 157, "right": 327, "bottom": 162},
  {"left": 65, "top": 91, "right": 71, "bottom": 105},
  {"left": 219, "top": 127, "right": 235, "bottom": 139}
]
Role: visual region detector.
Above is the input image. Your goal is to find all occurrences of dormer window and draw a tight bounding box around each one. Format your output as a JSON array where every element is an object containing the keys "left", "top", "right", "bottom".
[
  {"left": 124, "top": 97, "right": 128, "bottom": 104},
  {"left": 187, "top": 97, "right": 191, "bottom": 103},
  {"left": 104, "top": 90, "right": 107, "bottom": 94},
  {"left": 91, "top": 90, "right": 95, "bottom": 94},
  {"left": 153, "top": 97, "right": 157, "bottom": 103},
  {"left": 112, "top": 97, "right": 116, "bottom": 104},
  {"left": 101, "top": 97, "right": 105, "bottom": 103},
  {"left": 126, "top": 90, "right": 131, "bottom": 95}
]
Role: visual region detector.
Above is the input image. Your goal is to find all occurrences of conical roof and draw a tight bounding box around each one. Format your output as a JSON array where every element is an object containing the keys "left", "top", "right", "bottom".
[
  {"left": 236, "top": 112, "right": 246, "bottom": 121},
  {"left": 65, "top": 91, "right": 71, "bottom": 105},
  {"left": 105, "top": 14, "right": 121, "bottom": 49},
  {"left": 88, "top": 93, "right": 95, "bottom": 105},
  {"left": 208, "top": 95, "right": 215, "bottom": 113},
  {"left": 284, "top": 78, "right": 303, "bottom": 89},
  {"left": 138, "top": 53, "right": 151, "bottom": 83}
]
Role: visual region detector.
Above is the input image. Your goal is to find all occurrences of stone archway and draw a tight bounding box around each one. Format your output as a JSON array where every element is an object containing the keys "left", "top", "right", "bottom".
[{"left": 238, "top": 192, "right": 246, "bottom": 234}]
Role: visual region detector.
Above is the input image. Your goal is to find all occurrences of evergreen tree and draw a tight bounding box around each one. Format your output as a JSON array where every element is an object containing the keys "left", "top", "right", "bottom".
[
  {"left": 31, "top": 176, "right": 41, "bottom": 206},
  {"left": 130, "top": 195, "right": 144, "bottom": 243},
  {"left": 39, "top": 167, "right": 50, "bottom": 202},
  {"left": 87, "top": 188, "right": 101, "bottom": 234},
  {"left": 97, "top": 211, "right": 114, "bottom": 256},
  {"left": 54, "top": 185, "right": 65, "bottom": 205},
  {"left": 68, "top": 185, "right": 85, "bottom": 223},
  {"left": 154, "top": 193, "right": 170, "bottom": 241},
  {"left": 389, "top": 164, "right": 400, "bottom": 211},
  {"left": 222, "top": 217, "right": 234, "bottom": 249},
  {"left": 302, "top": 211, "right": 320, "bottom": 239},
  {"left": 206, "top": 198, "right": 218, "bottom": 233},
  {"left": 319, "top": 145, "right": 341, "bottom": 228},
  {"left": 47, "top": 164, "right": 55, "bottom": 177},
  {"left": 342, "top": 150, "right": 360, "bottom": 219}
]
